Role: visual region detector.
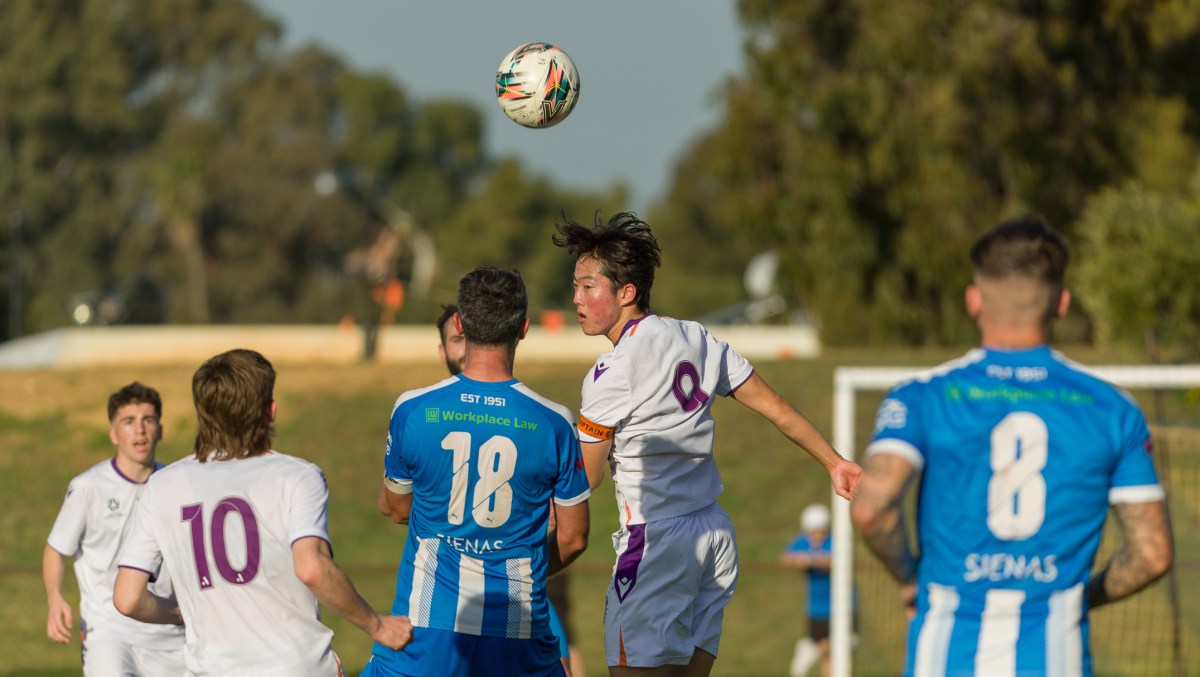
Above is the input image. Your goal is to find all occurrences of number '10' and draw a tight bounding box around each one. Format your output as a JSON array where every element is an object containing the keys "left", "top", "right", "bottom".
[{"left": 182, "top": 498, "right": 261, "bottom": 589}]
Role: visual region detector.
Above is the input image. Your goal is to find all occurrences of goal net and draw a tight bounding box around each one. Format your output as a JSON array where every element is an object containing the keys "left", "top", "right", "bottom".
[{"left": 829, "top": 365, "right": 1200, "bottom": 677}]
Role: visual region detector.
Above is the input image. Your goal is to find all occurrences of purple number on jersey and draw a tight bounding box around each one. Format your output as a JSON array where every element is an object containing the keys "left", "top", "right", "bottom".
[
  {"left": 182, "top": 498, "right": 262, "bottom": 590},
  {"left": 672, "top": 361, "right": 711, "bottom": 412}
]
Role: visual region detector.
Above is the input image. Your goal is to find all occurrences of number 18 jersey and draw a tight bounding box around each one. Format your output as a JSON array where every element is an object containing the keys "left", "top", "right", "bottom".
[
  {"left": 382, "top": 375, "right": 589, "bottom": 641},
  {"left": 867, "top": 346, "right": 1165, "bottom": 677}
]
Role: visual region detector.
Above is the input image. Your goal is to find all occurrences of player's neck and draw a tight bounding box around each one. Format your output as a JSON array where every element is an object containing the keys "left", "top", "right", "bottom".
[
  {"left": 114, "top": 454, "right": 156, "bottom": 483},
  {"left": 461, "top": 344, "right": 517, "bottom": 382},
  {"left": 605, "top": 308, "right": 647, "bottom": 345},
  {"left": 979, "top": 324, "right": 1051, "bottom": 350}
]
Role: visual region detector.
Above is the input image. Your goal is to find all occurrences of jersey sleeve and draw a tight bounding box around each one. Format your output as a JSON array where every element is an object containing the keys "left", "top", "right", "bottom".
[
  {"left": 1108, "top": 404, "right": 1165, "bottom": 504},
  {"left": 46, "top": 477, "right": 89, "bottom": 557},
  {"left": 864, "top": 383, "right": 926, "bottom": 470},
  {"left": 709, "top": 331, "right": 754, "bottom": 396},
  {"left": 286, "top": 463, "right": 331, "bottom": 545},
  {"left": 117, "top": 480, "right": 163, "bottom": 575},
  {"left": 553, "top": 422, "right": 590, "bottom": 506},
  {"left": 384, "top": 405, "right": 416, "bottom": 486},
  {"left": 578, "top": 356, "right": 632, "bottom": 443}
]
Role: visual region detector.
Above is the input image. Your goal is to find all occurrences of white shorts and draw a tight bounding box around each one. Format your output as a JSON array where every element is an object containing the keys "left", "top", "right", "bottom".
[
  {"left": 81, "top": 615, "right": 186, "bottom": 677},
  {"left": 603, "top": 503, "right": 739, "bottom": 668}
]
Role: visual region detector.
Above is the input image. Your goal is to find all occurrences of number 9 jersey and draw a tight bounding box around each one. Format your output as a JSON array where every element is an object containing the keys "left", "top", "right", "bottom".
[
  {"left": 576, "top": 315, "right": 754, "bottom": 527},
  {"left": 866, "top": 346, "right": 1165, "bottom": 676}
]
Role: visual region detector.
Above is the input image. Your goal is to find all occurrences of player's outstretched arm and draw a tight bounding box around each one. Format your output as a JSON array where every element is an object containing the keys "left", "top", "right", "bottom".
[
  {"left": 548, "top": 501, "right": 589, "bottom": 576},
  {"left": 292, "top": 536, "right": 412, "bottom": 650},
  {"left": 113, "top": 567, "right": 184, "bottom": 625},
  {"left": 1085, "top": 499, "right": 1174, "bottom": 610},
  {"left": 850, "top": 452, "right": 919, "bottom": 590},
  {"left": 729, "top": 372, "right": 862, "bottom": 500},
  {"left": 42, "top": 544, "right": 74, "bottom": 643}
]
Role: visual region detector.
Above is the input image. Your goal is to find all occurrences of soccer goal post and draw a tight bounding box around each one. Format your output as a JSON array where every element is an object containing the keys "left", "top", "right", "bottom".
[{"left": 829, "top": 364, "right": 1200, "bottom": 677}]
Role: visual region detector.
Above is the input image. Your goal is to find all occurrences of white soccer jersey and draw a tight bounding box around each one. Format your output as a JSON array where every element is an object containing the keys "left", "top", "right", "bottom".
[
  {"left": 578, "top": 315, "right": 754, "bottom": 525},
  {"left": 46, "top": 458, "right": 184, "bottom": 645},
  {"left": 119, "top": 451, "right": 340, "bottom": 677}
]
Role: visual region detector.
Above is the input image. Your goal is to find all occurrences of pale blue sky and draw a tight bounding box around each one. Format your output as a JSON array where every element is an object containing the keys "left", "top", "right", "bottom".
[{"left": 251, "top": 1, "right": 744, "bottom": 212}]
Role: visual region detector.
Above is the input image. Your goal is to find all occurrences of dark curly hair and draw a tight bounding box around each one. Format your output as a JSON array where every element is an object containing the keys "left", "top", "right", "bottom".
[{"left": 552, "top": 211, "right": 661, "bottom": 312}]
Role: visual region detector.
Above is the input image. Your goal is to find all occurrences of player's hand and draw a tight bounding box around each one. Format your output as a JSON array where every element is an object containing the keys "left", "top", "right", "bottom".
[
  {"left": 831, "top": 459, "right": 864, "bottom": 501},
  {"left": 46, "top": 596, "right": 74, "bottom": 644},
  {"left": 373, "top": 615, "right": 413, "bottom": 651},
  {"left": 900, "top": 581, "right": 917, "bottom": 620}
]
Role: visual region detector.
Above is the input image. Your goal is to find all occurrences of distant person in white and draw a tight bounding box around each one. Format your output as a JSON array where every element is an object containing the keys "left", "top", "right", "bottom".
[
  {"left": 44, "top": 381, "right": 186, "bottom": 676},
  {"left": 553, "top": 211, "right": 863, "bottom": 676},
  {"left": 114, "top": 348, "right": 411, "bottom": 675}
]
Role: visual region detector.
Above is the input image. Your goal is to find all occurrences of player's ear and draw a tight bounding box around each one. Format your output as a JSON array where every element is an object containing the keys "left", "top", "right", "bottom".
[
  {"left": 619, "top": 283, "right": 637, "bottom": 307},
  {"left": 267, "top": 400, "right": 278, "bottom": 422},
  {"left": 109, "top": 423, "right": 119, "bottom": 446},
  {"left": 1055, "top": 287, "right": 1071, "bottom": 318},
  {"left": 517, "top": 317, "right": 530, "bottom": 340},
  {"left": 965, "top": 284, "right": 983, "bottom": 319},
  {"left": 453, "top": 312, "right": 464, "bottom": 336}
]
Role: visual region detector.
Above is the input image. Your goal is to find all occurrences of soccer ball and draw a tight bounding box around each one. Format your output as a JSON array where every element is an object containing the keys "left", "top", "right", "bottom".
[{"left": 495, "top": 42, "right": 580, "bottom": 129}]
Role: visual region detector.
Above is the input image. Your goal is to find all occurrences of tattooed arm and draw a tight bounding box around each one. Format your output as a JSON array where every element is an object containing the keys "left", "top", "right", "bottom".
[
  {"left": 1085, "top": 500, "right": 1173, "bottom": 609},
  {"left": 850, "top": 452, "right": 919, "bottom": 589}
]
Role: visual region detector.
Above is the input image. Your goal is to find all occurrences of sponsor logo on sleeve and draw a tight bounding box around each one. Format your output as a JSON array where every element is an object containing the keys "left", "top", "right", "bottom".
[
  {"left": 874, "top": 398, "right": 908, "bottom": 433},
  {"left": 593, "top": 362, "right": 610, "bottom": 381}
]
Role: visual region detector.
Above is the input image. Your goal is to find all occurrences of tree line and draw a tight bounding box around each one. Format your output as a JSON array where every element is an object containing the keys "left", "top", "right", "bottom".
[{"left": 2, "top": 0, "right": 1198, "bottom": 356}]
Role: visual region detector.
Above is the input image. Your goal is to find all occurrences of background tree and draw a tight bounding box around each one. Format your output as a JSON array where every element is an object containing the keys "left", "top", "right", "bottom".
[{"left": 686, "top": 0, "right": 1200, "bottom": 345}]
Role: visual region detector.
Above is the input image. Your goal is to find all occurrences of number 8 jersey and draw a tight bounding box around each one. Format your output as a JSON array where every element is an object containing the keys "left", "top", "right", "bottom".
[
  {"left": 576, "top": 315, "right": 754, "bottom": 527},
  {"left": 866, "top": 346, "right": 1165, "bottom": 677},
  {"left": 383, "top": 375, "right": 590, "bottom": 639}
]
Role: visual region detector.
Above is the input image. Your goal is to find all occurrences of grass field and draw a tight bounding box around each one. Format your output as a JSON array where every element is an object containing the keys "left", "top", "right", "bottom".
[{"left": 1, "top": 345, "right": 1194, "bottom": 676}]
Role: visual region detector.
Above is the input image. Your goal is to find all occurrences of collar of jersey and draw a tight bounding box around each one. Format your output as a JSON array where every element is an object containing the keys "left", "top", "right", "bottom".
[
  {"left": 614, "top": 314, "right": 652, "bottom": 347},
  {"left": 979, "top": 344, "right": 1053, "bottom": 362},
  {"left": 454, "top": 374, "right": 519, "bottom": 388}
]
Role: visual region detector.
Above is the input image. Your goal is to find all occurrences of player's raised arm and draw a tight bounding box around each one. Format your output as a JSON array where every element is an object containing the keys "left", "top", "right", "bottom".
[
  {"left": 729, "top": 372, "right": 862, "bottom": 500},
  {"left": 291, "top": 536, "right": 412, "bottom": 650}
]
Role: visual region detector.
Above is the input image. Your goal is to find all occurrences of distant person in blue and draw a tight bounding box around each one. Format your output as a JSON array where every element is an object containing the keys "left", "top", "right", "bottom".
[
  {"left": 365, "top": 267, "right": 591, "bottom": 677},
  {"left": 780, "top": 503, "right": 834, "bottom": 677},
  {"left": 851, "top": 215, "right": 1174, "bottom": 676}
]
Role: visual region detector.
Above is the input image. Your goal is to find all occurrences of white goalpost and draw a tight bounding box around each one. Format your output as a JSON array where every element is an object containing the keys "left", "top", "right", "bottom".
[{"left": 828, "top": 364, "right": 1200, "bottom": 677}]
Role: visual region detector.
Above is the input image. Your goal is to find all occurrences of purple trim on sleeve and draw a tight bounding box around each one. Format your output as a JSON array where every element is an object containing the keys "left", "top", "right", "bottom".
[
  {"left": 118, "top": 564, "right": 157, "bottom": 577},
  {"left": 291, "top": 534, "right": 334, "bottom": 558},
  {"left": 727, "top": 369, "right": 756, "bottom": 396}
]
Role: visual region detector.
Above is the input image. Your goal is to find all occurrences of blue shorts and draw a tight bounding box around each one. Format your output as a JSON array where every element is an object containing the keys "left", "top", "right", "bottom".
[{"left": 362, "top": 626, "right": 564, "bottom": 677}]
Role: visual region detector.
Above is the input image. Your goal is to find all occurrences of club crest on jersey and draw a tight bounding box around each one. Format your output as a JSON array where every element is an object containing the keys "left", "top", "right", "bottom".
[
  {"left": 874, "top": 398, "right": 907, "bottom": 432},
  {"left": 106, "top": 498, "right": 120, "bottom": 512}
]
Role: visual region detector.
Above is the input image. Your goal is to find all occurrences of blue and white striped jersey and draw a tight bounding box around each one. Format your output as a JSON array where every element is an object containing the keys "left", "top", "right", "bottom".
[
  {"left": 867, "top": 347, "right": 1164, "bottom": 677},
  {"left": 381, "top": 375, "right": 589, "bottom": 641}
]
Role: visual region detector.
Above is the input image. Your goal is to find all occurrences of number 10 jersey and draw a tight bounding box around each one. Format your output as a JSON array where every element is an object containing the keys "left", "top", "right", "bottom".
[{"left": 119, "top": 451, "right": 339, "bottom": 676}]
